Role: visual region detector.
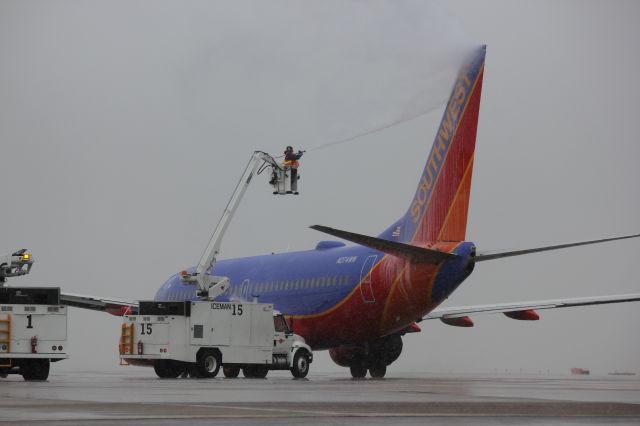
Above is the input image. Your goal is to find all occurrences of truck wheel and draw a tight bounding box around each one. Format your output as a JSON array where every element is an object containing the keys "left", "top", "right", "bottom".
[
  {"left": 223, "top": 366, "right": 240, "bottom": 378},
  {"left": 242, "top": 367, "right": 254, "bottom": 378},
  {"left": 350, "top": 363, "right": 367, "bottom": 378},
  {"left": 252, "top": 365, "right": 268, "bottom": 379},
  {"left": 187, "top": 365, "right": 201, "bottom": 378},
  {"left": 290, "top": 350, "right": 311, "bottom": 378},
  {"left": 196, "top": 350, "right": 221, "bottom": 378},
  {"left": 22, "top": 359, "right": 50, "bottom": 381},
  {"left": 154, "top": 360, "right": 182, "bottom": 378},
  {"left": 369, "top": 364, "right": 387, "bottom": 378}
]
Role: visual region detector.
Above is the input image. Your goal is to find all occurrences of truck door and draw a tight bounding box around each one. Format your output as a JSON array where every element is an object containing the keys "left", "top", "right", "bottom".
[{"left": 359, "top": 255, "right": 377, "bottom": 304}]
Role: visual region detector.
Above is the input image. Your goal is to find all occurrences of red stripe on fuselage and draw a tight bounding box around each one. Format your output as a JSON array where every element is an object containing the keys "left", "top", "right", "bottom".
[{"left": 291, "top": 242, "right": 460, "bottom": 349}]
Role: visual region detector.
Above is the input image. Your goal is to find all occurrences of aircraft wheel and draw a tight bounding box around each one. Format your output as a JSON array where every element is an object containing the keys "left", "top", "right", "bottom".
[
  {"left": 243, "top": 365, "right": 268, "bottom": 378},
  {"left": 22, "top": 359, "right": 50, "bottom": 381},
  {"left": 369, "top": 364, "right": 387, "bottom": 378},
  {"left": 223, "top": 366, "right": 241, "bottom": 378},
  {"left": 350, "top": 363, "right": 367, "bottom": 378},
  {"left": 196, "top": 350, "right": 221, "bottom": 378},
  {"left": 290, "top": 350, "right": 311, "bottom": 378}
]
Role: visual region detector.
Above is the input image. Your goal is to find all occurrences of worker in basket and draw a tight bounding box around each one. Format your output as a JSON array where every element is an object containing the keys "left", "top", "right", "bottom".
[{"left": 283, "top": 146, "right": 304, "bottom": 194}]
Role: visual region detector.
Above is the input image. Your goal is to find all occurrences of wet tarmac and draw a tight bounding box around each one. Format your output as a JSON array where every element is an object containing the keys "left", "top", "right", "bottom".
[{"left": 1, "top": 370, "right": 640, "bottom": 425}]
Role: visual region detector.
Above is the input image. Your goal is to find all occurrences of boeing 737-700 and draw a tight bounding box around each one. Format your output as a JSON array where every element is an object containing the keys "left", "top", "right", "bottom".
[{"left": 61, "top": 45, "right": 640, "bottom": 378}]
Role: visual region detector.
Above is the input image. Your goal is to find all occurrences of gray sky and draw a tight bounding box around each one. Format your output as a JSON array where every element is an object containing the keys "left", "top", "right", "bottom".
[{"left": 1, "top": 0, "right": 639, "bottom": 375}]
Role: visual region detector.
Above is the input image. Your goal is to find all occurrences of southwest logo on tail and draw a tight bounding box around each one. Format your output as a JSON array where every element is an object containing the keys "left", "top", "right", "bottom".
[
  {"left": 379, "top": 45, "right": 484, "bottom": 244},
  {"left": 61, "top": 45, "right": 640, "bottom": 378}
]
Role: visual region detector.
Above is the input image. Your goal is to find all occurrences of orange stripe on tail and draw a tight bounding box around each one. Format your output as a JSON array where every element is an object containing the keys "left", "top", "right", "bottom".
[{"left": 386, "top": 46, "right": 485, "bottom": 244}]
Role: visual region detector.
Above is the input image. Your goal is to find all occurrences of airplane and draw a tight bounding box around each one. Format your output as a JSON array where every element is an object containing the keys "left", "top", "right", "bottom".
[{"left": 61, "top": 45, "right": 640, "bottom": 378}]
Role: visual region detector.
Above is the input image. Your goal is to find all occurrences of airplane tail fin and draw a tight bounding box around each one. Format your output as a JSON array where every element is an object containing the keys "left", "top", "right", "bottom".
[{"left": 380, "top": 45, "right": 485, "bottom": 244}]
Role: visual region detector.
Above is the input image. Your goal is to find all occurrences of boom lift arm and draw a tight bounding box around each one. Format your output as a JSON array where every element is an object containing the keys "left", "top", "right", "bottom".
[{"left": 181, "top": 151, "right": 283, "bottom": 299}]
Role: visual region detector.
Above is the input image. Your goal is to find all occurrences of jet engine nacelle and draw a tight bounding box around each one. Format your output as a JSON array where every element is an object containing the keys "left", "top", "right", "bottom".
[
  {"left": 504, "top": 309, "right": 540, "bottom": 321},
  {"left": 329, "top": 334, "right": 403, "bottom": 368},
  {"left": 329, "top": 343, "right": 368, "bottom": 367}
]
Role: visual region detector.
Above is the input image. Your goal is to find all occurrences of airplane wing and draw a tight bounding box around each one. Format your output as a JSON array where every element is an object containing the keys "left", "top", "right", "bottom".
[
  {"left": 60, "top": 293, "right": 138, "bottom": 316},
  {"left": 424, "top": 293, "right": 640, "bottom": 326}
]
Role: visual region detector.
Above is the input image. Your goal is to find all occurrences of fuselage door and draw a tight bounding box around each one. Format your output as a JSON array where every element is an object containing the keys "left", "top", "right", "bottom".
[
  {"left": 241, "top": 279, "right": 250, "bottom": 300},
  {"left": 359, "top": 255, "right": 378, "bottom": 304}
]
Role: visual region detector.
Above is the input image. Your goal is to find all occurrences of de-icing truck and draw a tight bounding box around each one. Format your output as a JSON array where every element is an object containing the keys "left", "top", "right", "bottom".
[{"left": 119, "top": 300, "right": 312, "bottom": 379}]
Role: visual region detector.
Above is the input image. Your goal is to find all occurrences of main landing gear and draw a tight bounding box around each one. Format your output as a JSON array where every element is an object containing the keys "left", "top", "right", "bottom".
[
  {"left": 330, "top": 334, "right": 404, "bottom": 379},
  {"left": 349, "top": 362, "right": 387, "bottom": 379}
]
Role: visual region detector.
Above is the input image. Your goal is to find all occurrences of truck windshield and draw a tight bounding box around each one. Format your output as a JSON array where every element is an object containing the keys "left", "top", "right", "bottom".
[{"left": 273, "top": 315, "right": 290, "bottom": 333}]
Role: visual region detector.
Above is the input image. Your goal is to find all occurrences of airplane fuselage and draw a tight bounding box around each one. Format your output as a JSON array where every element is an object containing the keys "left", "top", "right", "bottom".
[{"left": 155, "top": 241, "right": 476, "bottom": 349}]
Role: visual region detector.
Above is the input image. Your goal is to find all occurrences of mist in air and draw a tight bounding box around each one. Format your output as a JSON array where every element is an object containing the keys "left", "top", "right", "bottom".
[{"left": 1, "top": 1, "right": 639, "bottom": 374}]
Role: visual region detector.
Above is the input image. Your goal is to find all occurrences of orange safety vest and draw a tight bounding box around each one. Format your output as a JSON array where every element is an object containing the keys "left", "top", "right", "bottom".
[{"left": 283, "top": 159, "right": 299, "bottom": 168}]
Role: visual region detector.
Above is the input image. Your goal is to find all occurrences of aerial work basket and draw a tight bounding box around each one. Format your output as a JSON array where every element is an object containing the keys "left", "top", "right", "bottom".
[{"left": 269, "top": 166, "right": 299, "bottom": 195}]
